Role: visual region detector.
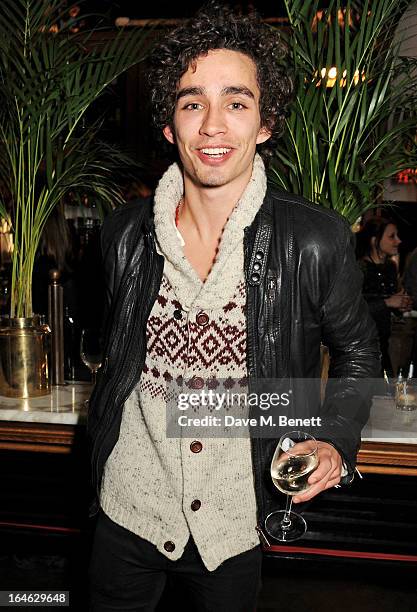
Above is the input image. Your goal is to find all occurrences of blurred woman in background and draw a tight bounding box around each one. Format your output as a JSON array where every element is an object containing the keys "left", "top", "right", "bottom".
[{"left": 356, "top": 216, "right": 412, "bottom": 376}]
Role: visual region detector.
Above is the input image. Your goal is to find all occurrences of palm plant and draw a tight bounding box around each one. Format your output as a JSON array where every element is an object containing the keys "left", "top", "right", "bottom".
[
  {"left": 0, "top": 0, "right": 151, "bottom": 318},
  {"left": 271, "top": 0, "right": 417, "bottom": 224}
]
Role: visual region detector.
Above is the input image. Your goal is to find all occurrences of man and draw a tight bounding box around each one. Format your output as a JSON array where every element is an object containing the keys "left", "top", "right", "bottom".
[{"left": 88, "top": 3, "right": 380, "bottom": 610}]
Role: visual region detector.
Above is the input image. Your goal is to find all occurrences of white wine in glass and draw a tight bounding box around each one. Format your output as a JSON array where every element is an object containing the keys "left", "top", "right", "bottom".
[{"left": 265, "top": 431, "right": 318, "bottom": 541}]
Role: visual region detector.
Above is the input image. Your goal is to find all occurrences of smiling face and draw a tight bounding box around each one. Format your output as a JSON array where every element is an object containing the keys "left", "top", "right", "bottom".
[
  {"left": 162, "top": 49, "right": 270, "bottom": 193},
  {"left": 378, "top": 223, "right": 401, "bottom": 257}
]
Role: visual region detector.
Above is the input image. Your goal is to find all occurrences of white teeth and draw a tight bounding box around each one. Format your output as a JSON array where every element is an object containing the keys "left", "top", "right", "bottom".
[{"left": 201, "top": 147, "right": 231, "bottom": 155}]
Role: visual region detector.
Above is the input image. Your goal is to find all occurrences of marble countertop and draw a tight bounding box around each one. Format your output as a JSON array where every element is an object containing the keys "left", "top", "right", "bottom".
[
  {"left": 362, "top": 395, "right": 417, "bottom": 444},
  {"left": 0, "top": 383, "right": 92, "bottom": 425},
  {"left": 0, "top": 385, "right": 416, "bottom": 444}
]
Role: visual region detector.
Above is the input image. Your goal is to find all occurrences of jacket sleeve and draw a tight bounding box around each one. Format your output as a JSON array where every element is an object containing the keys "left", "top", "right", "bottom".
[
  {"left": 362, "top": 295, "right": 390, "bottom": 319},
  {"left": 99, "top": 201, "right": 143, "bottom": 336},
  {"left": 100, "top": 214, "right": 118, "bottom": 335},
  {"left": 317, "top": 223, "right": 381, "bottom": 480}
]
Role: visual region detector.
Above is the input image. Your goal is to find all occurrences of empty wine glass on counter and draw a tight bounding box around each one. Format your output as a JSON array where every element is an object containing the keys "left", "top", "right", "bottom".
[
  {"left": 265, "top": 431, "right": 318, "bottom": 542},
  {"left": 80, "top": 328, "right": 102, "bottom": 385}
]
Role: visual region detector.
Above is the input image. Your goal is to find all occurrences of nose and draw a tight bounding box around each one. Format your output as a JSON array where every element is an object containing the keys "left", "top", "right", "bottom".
[{"left": 199, "top": 105, "right": 226, "bottom": 137}]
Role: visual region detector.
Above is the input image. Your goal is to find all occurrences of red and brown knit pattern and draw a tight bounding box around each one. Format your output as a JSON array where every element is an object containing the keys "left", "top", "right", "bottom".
[{"left": 139, "top": 277, "right": 247, "bottom": 401}]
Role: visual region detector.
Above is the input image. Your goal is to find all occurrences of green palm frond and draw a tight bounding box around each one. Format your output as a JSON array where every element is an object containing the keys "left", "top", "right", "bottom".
[
  {"left": 272, "top": 0, "right": 417, "bottom": 224},
  {"left": 0, "top": 0, "right": 151, "bottom": 317}
]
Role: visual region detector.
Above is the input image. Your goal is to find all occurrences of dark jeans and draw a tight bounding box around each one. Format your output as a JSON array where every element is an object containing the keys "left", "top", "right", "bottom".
[{"left": 89, "top": 510, "right": 262, "bottom": 612}]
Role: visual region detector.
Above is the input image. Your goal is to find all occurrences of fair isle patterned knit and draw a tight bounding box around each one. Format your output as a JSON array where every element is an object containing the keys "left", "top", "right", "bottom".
[{"left": 100, "top": 154, "right": 267, "bottom": 571}]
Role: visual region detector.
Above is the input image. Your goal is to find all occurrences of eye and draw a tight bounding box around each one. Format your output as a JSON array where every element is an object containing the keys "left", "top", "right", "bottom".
[
  {"left": 229, "top": 102, "right": 245, "bottom": 110},
  {"left": 183, "top": 102, "right": 203, "bottom": 111}
]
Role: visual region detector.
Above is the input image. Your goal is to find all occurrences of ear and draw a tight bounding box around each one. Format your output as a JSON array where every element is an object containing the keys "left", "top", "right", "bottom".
[
  {"left": 163, "top": 124, "right": 176, "bottom": 145},
  {"left": 256, "top": 126, "right": 271, "bottom": 145}
]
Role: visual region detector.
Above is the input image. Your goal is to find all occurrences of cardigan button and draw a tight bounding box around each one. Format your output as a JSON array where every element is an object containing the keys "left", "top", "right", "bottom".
[
  {"left": 251, "top": 273, "right": 260, "bottom": 283},
  {"left": 191, "top": 499, "right": 201, "bottom": 511},
  {"left": 255, "top": 250, "right": 264, "bottom": 260},
  {"left": 190, "top": 440, "right": 203, "bottom": 453},
  {"left": 173, "top": 309, "right": 183, "bottom": 320},
  {"left": 190, "top": 376, "right": 204, "bottom": 389},
  {"left": 164, "top": 541, "right": 175, "bottom": 553},
  {"left": 253, "top": 262, "right": 261, "bottom": 271},
  {"left": 196, "top": 312, "right": 209, "bottom": 327}
]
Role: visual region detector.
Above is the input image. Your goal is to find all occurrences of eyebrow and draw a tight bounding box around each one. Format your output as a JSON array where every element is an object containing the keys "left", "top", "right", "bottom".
[
  {"left": 176, "top": 85, "right": 255, "bottom": 101},
  {"left": 222, "top": 86, "right": 255, "bottom": 99}
]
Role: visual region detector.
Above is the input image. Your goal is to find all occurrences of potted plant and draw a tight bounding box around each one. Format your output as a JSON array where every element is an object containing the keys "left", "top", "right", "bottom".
[
  {"left": 270, "top": 0, "right": 417, "bottom": 224},
  {"left": 0, "top": 0, "right": 150, "bottom": 397}
]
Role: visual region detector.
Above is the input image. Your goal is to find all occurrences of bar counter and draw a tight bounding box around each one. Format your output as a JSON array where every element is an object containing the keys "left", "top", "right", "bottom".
[
  {"left": 0, "top": 384, "right": 416, "bottom": 565},
  {"left": 361, "top": 396, "right": 417, "bottom": 475},
  {"left": 0, "top": 383, "right": 90, "bottom": 453},
  {"left": 0, "top": 385, "right": 416, "bottom": 472},
  {"left": 0, "top": 383, "right": 91, "bottom": 425}
]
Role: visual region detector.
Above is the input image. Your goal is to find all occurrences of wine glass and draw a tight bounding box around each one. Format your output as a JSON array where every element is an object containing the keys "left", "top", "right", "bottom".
[
  {"left": 265, "top": 431, "right": 318, "bottom": 542},
  {"left": 80, "top": 328, "right": 103, "bottom": 385}
]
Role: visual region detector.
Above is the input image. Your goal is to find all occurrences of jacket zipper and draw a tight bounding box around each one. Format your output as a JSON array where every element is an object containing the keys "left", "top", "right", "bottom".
[
  {"left": 244, "top": 227, "right": 257, "bottom": 380},
  {"left": 244, "top": 225, "right": 269, "bottom": 531},
  {"left": 265, "top": 276, "right": 277, "bottom": 373}
]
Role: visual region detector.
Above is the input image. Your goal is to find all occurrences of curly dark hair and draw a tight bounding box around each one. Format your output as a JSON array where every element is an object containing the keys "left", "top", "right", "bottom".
[{"left": 149, "top": 2, "right": 293, "bottom": 163}]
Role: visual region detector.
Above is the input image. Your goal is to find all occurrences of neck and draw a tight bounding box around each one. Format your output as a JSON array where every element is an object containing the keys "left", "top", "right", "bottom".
[
  {"left": 178, "top": 166, "right": 253, "bottom": 242},
  {"left": 369, "top": 248, "right": 386, "bottom": 264}
]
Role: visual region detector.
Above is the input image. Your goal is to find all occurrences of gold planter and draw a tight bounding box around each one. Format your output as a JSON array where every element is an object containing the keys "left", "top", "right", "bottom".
[{"left": 0, "top": 316, "right": 51, "bottom": 398}]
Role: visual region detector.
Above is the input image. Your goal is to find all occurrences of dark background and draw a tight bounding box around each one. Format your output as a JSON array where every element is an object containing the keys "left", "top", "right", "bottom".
[{"left": 84, "top": 0, "right": 288, "bottom": 20}]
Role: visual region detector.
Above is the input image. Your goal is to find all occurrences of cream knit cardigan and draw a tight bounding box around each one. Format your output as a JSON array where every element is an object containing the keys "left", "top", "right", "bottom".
[{"left": 100, "top": 155, "right": 267, "bottom": 571}]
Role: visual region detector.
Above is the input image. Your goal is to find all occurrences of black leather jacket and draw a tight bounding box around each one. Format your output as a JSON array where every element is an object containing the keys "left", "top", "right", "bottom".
[{"left": 87, "top": 187, "right": 380, "bottom": 527}]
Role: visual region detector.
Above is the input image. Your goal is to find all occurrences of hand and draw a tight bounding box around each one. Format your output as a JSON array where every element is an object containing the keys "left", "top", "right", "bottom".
[
  {"left": 385, "top": 291, "right": 413, "bottom": 312},
  {"left": 292, "top": 441, "right": 342, "bottom": 504}
]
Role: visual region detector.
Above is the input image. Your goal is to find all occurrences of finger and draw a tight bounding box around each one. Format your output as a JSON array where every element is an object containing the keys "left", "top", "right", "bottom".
[
  {"left": 323, "top": 475, "right": 341, "bottom": 490},
  {"left": 292, "top": 480, "right": 327, "bottom": 503},
  {"left": 308, "top": 459, "right": 332, "bottom": 483},
  {"left": 323, "top": 466, "right": 341, "bottom": 485},
  {"left": 327, "top": 466, "right": 342, "bottom": 483},
  {"left": 296, "top": 461, "right": 342, "bottom": 502},
  {"left": 308, "top": 451, "right": 341, "bottom": 483},
  {"left": 293, "top": 471, "right": 341, "bottom": 503},
  {"left": 330, "top": 465, "right": 342, "bottom": 480},
  {"left": 294, "top": 468, "right": 334, "bottom": 502}
]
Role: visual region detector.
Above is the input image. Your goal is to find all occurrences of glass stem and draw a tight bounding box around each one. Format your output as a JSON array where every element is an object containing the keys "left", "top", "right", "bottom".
[
  {"left": 281, "top": 495, "right": 293, "bottom": 530},
  {"left": 92, "top": 370, "right": 97, "bottom": 386}
]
